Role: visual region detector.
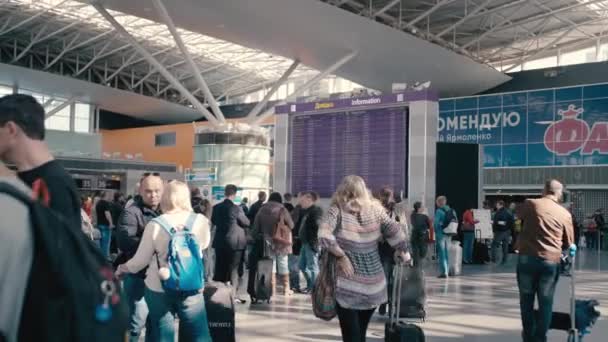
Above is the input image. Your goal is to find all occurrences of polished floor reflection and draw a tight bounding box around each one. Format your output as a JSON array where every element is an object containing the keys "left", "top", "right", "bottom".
[{"left": 235, "top": 249, "right": 608, "bottom": 341}]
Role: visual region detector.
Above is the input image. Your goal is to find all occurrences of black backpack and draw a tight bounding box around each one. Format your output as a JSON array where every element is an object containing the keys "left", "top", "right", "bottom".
[{"left": 0, "top": 183, "right": 129, "bottom": 342}]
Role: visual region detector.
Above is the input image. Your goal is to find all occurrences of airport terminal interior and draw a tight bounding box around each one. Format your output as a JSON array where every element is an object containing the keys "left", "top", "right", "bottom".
[{"left": 1, "top": 0, "right": 608, "bottom": 341}]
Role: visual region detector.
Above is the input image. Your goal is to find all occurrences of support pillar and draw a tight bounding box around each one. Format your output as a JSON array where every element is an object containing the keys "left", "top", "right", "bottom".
[{"left": 408, "top": 100, "right": 438, "bottom": 213}]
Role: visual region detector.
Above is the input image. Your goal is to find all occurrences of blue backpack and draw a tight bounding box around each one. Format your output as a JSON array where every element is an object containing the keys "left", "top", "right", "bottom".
[{"left": 153, "top": 213, "right": 204, "bottom": 293}]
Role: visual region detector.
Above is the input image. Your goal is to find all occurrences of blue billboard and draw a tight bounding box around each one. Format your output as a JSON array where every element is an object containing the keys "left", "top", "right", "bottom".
[{"left": 439, "top": 83, "right": 608, "bottom": 168}]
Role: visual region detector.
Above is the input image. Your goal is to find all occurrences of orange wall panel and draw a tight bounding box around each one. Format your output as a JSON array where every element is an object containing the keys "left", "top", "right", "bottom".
[
  {"left": 101, "top": 116, "right": 275, "bottom": 172},
  {"left": 101, "top": 123, "right": 197, "bottom": 171}
]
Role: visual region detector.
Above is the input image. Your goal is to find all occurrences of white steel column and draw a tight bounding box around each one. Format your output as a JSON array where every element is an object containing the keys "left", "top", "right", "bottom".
[
  {"left": 151, "top": 0, "right": 225, "bottom": 123},
  {"left": 251, "top": 51, "right": 358, "bottom": 125},
  {"left": 245, "top": 59, "right": 299, "bottom": 121},
  {"left": 91, "top": 1, "right": 220, "bottom": 126},
  {"left": 45, "top": 98, "right": 75, "bottom": 119}
]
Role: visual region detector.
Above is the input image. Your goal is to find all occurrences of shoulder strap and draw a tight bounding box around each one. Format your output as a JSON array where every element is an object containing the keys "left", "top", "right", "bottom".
[
  {"left": 152, "top": 215, "right": 175, "bottom": 236},
  {"left": 184, "top": 213, "right": 198, "bottom": 231}
]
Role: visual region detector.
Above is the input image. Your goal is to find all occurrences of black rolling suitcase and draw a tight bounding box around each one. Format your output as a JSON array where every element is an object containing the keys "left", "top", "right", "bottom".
[
  {"left": 247, "top": 240, "right": 273, "bottom": 303},
  {"left": 537, "top": 254, "right": 601, "bottom": 342},
  {"left": 389, "top": 263, "right": 426, "bottom": 321},
  {"left": 385, "top": 263, "right": 426, "bottom": 342},
  {"left": 204, "top": 281, "right": 236, "bottom": 342},
  {"left": 473, "top": 229, "right": 491, "bottom": 264}
]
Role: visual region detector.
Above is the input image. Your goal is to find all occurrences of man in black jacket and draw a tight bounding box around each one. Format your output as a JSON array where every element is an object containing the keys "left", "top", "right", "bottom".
[
  {"left": 492, "top": 200, "right": 514, "bottom": 265},
  {"left": 247, "top": 191, "right": 266, "bottom": 223},
  {"left": 297, "top": 191, "right": 323, "bottom": 293},
  {"left": 115, "top": 174, "right": 163, "bottom": 342},
  {"left": 212, "top": 184, "right": 250, "bottom": 304}
]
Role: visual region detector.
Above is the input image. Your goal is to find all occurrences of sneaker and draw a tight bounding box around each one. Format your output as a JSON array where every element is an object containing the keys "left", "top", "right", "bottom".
[{"left": 235, "top": 298, "right": 247, "bottom": 304}]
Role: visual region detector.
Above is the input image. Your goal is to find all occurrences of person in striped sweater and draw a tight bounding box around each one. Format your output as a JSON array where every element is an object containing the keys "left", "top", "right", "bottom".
[{"left": 318, "top": 175, "right": 411, "bottom": 342}]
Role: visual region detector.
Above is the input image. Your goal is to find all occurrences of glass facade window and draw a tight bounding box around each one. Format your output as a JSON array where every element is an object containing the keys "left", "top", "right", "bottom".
[
  {"left": 440, "top": 83, "right": 608, "bottom": 168},
  {"left": 155, "top": 132, "right": 177, "bottom": 147}
]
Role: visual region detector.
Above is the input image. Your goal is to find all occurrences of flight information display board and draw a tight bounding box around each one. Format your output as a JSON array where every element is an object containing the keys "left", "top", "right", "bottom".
[{"left": 291, "top": 107, "right": 408, "bottom": 198}]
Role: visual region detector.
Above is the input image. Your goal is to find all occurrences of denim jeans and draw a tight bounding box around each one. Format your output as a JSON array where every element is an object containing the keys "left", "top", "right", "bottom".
[
  {"left": 492, "top": 230, "right": 511, "bottom": 264},
  {"left": 145, "top": 288, "right": 212, "bottom": 342},
  {"left": 288, "top": 254, "right": 300, "bottom": 290},
  {"left": 98, "top": 224, "right": 111, "bottom": 259},
  {"left": 272, "top": 254, "right": 289, "bottom": 275},
  {"left": 124, "top": 275, "right": 149, "bottom": 342},
  {"left": 299, "top": 243, "right": 319, "bottom": 290},
  {"left": 462, "top": 231, "right": 475, "bottom": 263},
  {"left": 517, "top": 255, "right": 560, "bottom": 342},
  {"left": 436, "top": 233, "right": 450, "bottom": 276}
]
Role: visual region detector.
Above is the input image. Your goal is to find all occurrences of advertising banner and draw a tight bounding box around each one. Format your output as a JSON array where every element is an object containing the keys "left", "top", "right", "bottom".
[{"left": 439, "top": 84, "right": 608, "bottom": 167}]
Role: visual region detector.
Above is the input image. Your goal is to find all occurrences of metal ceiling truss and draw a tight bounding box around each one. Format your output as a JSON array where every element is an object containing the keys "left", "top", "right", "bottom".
[
  {"left": 0, "top": 0, "right": 316, "bottom": 110},
  {"left": 323, "top": 0, "right": 608, "bottom": 71}
]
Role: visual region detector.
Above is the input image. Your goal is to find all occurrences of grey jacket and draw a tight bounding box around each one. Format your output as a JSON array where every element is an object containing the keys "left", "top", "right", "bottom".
[{"left": 0, "top": 178, "right": 34, "bottom": 342}]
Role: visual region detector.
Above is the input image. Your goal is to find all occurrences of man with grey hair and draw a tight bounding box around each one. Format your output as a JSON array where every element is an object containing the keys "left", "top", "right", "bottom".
[{"left": 516, "top": 179, "right": 576, "bottom": 342}]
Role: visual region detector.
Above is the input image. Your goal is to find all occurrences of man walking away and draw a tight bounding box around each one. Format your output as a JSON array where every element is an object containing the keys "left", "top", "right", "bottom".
[
  {"left": 248, "top": 191, "right": 266, "bottom": 223},
  {"left": 434, "top": 196, "right": 456, "bottom": 278},
  {"left": 297, "top": 191, "right": 323, "bottom": 293},
  {"left": 492, "top": 200, "right": 514, "bottom": 265},
  {"left": 212, "top": 184, "right": 250, "bottom": 304},
  {"left": 0, "top": 94, "right": 81, "bottom": 229},
  {"left": 517, "top": 179, "right": 575, "bottom": 342},
  {"left": 96, "top": 191, "right": 115, "bottom": 259},
  {"left": 116, "top": 174, "right": 164, "bottom": 342}
]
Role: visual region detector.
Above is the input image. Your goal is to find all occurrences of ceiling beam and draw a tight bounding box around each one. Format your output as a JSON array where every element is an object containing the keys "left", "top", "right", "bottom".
[
  {"left": 374, "top": 0, "right": 400, "bottom": 17},
  {"left": 435, "top": 0, "right": 497, "bottom": 38},
  {"left": 91, "top": 1, "right": 220, "bottom": 126}
]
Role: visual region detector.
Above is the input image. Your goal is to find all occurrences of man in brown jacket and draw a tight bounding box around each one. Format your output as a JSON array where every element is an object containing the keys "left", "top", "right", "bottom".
[{"left": 516, "top": 179, "right": 575, "bottom": 342}]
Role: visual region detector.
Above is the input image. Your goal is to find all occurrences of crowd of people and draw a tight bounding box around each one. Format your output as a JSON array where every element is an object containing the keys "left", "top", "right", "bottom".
[{"left": 0, "top": 94, "right": 593, "bottom": 342}]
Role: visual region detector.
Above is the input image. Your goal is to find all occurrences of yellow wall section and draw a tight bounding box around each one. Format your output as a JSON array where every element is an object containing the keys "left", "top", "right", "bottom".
[{"left": 101, "top": 117, "right": 275, "bottom": 171}]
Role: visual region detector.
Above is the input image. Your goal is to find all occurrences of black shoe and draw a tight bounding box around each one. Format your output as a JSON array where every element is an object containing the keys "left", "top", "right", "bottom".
[
  {"left": 379, "top": 303, "right": 387, "bottom": 315},
  {"left": 438, "top": 274, "right": 448, "bottom": 279}
]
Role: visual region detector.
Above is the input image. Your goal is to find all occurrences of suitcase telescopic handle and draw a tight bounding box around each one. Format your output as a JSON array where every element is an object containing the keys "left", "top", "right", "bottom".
[
  {"left": 570, "top": 254, "right": 577, "bottom": 341},
  {"left": 390, "top": 263, "right": 404, "bottom": 325}
]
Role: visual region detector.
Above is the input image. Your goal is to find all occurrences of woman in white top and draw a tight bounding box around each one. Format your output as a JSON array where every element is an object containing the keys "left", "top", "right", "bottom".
[{"left": 116, "top": 181, "right": 212, "bottom": 342}]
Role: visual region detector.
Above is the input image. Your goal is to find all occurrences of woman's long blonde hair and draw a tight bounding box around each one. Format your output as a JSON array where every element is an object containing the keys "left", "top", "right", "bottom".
[{"left": 331, "top": 175, "right": 379, "bottom": 213}]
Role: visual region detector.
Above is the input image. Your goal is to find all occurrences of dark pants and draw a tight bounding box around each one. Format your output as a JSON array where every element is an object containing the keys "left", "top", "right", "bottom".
[
  {"left": 213, "top": 248, "right": 244, "bottom": 298},
  {"left": 336, "top": 302, "right": 376, "bottom": 342},
  {"left": 492, "top": 230, "right": 510, "bottom": 264},
  {"left": 411, "top": 230, "right": 429, "bottom": 268},
  {"left": 517, "top": 255, "right": 560, "bottom": 342},
  {"left": 585, "top": 231, "right": 598, "bottom": 249}
]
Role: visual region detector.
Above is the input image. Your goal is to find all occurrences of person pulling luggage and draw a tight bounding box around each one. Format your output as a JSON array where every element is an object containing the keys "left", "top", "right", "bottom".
[{"left": 516, "top": 179, "right": 575, "bottom": 342}]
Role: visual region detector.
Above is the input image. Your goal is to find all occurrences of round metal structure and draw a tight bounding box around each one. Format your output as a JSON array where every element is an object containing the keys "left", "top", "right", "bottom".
[{"left": 191, "top": 124, "right": 271, "bottom": 202}]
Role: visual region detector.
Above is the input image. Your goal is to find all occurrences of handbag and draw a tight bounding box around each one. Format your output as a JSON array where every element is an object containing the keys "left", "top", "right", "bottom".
[
  {"left": 443, "top": 221, "right": 458, "bottom": 235},
  {"left": 312, "top": 208, "right": 342, "bottom": 321},
  {"left": 272, "top": 210, "right": 292, "bottom": 246},
  {"left": 442, "top": 208, "right": 458, "bottom": 235}
]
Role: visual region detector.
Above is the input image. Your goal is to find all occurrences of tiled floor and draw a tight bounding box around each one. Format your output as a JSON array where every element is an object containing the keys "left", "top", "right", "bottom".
[{"left": 235, "top": 249, "right": 608, "bottom": 341}]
